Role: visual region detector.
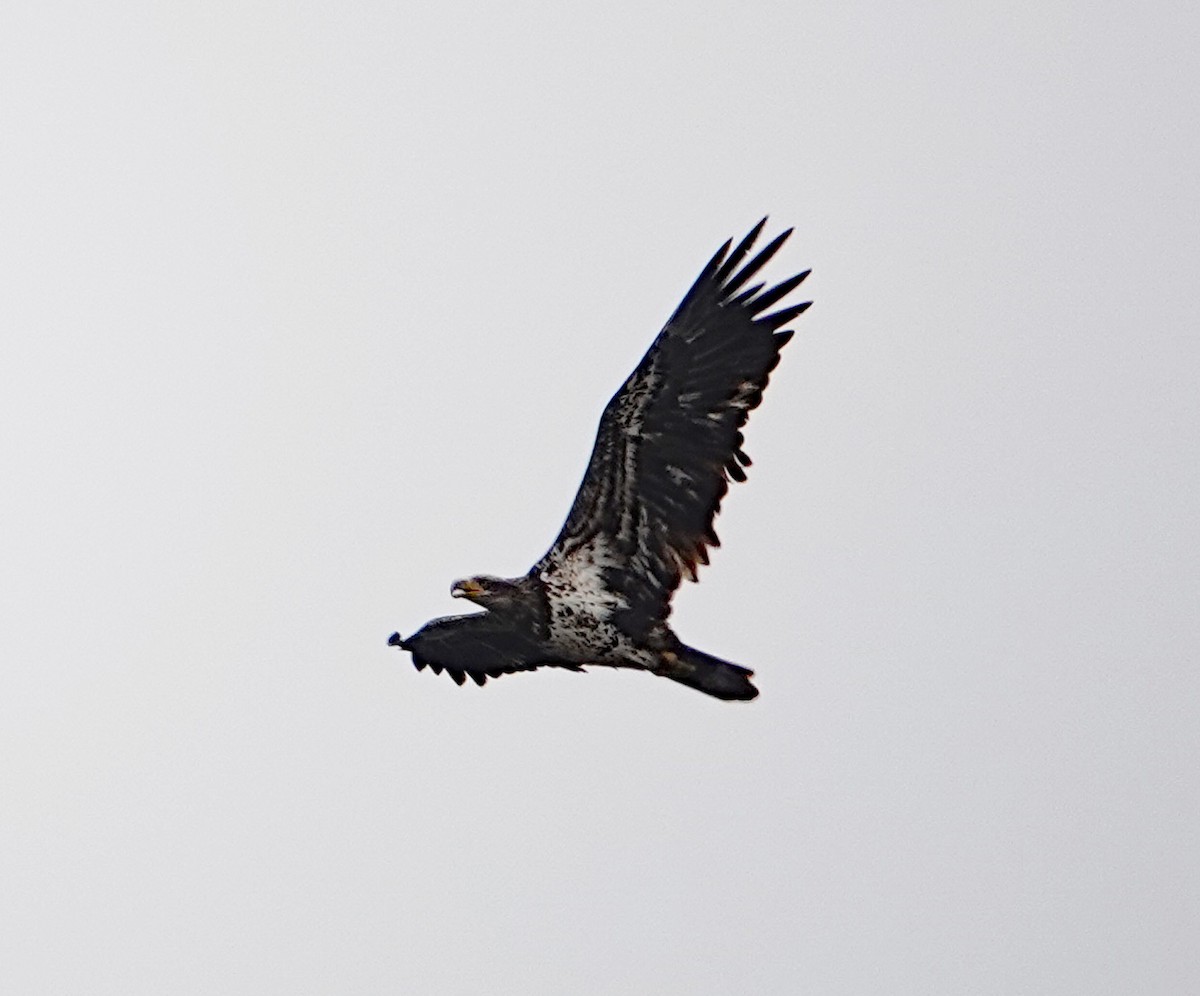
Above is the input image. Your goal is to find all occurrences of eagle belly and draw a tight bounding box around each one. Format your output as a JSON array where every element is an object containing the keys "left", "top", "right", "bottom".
[{"left": 539, "top": 536, "right": 657, "bottom": 669}]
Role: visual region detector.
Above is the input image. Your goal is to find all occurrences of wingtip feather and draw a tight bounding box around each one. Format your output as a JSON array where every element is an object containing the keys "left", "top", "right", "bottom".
[
  {"left": 762, "top": 300, "right": 812, "bottom": 330},
  {"left": 721, "top": 228, "right": 792, "bottom": 297},
  {"left": 713, "top": 218, "right": 768, "bottom": 285}
]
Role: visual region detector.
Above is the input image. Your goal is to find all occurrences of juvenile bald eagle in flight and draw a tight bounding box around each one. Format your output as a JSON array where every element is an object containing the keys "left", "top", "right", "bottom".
[{"left": 389, "top": 220, "right": 810, "bottom": 700}]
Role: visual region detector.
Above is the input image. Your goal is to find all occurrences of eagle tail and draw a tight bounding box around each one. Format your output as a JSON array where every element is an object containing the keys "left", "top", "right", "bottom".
[{"left": 661, "top": 646, "right": 759, "bottom": 701}]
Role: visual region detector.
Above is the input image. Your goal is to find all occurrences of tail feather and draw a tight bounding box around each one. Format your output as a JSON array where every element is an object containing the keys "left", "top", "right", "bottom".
[{"left": 660, "top": 645, "right": 759, "bottom": 701}]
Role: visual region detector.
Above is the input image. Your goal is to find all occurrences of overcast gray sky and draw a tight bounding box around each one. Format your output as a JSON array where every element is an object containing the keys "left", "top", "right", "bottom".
[{"left": 2, "top": 1, "right": 1197, "bottom": 993}]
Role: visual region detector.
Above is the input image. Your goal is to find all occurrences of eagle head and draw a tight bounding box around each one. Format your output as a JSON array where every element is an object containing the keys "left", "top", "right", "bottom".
[{"left": 450, "top": 574, "right": 522, "bottom": 609}]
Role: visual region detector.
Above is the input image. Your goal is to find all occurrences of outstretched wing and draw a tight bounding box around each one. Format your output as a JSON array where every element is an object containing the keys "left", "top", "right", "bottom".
[
  {"left": 534, "top": 220, "right": 810, "bottom": 637},
  {"left": 391, "top": 613, "right": 583, "bottom": 687}
]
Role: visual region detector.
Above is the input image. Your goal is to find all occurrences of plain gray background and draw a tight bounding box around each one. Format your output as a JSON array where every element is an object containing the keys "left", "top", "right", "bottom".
[{"left": 2, "top": 1, "right": 1197, "bottom": 993}]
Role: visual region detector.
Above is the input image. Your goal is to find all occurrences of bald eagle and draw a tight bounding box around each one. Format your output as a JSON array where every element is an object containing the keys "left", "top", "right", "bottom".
[{"left": 389, "top": 220, "right": 810, "bottom": 700}]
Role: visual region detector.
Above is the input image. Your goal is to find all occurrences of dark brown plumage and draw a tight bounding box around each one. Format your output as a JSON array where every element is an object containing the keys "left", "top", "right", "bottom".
[{"left": 390, "top": 220, "right": 810, "bottom": 700}]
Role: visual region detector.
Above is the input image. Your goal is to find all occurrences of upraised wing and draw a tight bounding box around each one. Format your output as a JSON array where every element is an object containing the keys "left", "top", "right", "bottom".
[{"left": 534, "top": 220, "right": 810, "bottom": 637}]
